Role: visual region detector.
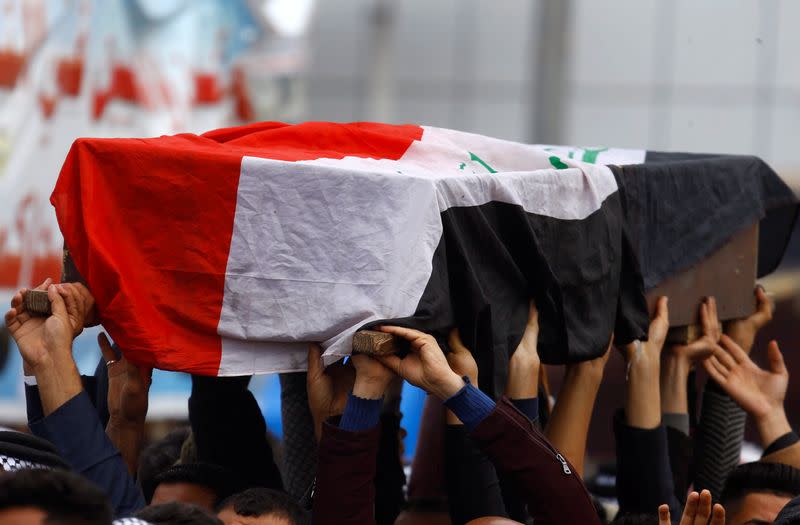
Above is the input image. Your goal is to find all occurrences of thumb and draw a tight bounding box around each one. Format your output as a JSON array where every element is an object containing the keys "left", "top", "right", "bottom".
[
  {"left": 98, "top": 332, "right": 117, "bottom": 364},
  {"left": 767, "top": 340, "right": 787, "bottom": 376},
  {"left": 47, "top": 284, "right": 67, "bottom": 319}
]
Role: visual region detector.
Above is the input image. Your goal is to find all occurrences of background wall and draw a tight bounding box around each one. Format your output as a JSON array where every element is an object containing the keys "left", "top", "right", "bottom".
[{"left": 306, "top": 0, "right": 800, "bottom": 176}]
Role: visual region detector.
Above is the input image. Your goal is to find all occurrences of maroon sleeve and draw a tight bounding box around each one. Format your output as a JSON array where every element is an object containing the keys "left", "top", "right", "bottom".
[
  {"left": 469, "top": 398, "right": 602, "bottom": 525},
  {"left": 312, "top": 419, "right": 380, "bottom": 525}
]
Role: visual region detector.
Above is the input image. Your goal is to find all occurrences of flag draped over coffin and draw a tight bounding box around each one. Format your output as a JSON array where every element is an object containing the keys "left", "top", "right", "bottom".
[{"left": 50, "top": 122, "right": 798, "bottom": 397}]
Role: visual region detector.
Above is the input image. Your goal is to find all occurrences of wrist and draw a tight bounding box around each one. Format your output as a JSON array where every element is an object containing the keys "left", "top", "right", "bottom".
[
  {"left": 756, "top": 407, "right": 792, "bottom": 449},
  {"left": 107, "top": 415, "right": 146, "bottom": 432},
  {"left": 431, "top": 372, "right": 466, "bottom": 400},
  {"left": 352, "top": 377, "right": 388, "bottom": 400},
  {"left": 569, "top": 360, "right": 605, "bottom": 383}
]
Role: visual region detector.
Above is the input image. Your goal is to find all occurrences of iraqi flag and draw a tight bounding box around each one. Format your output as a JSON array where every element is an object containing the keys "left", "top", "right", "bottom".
[{"left": 50, "top": 122, "right": 797, "bottom": 396}]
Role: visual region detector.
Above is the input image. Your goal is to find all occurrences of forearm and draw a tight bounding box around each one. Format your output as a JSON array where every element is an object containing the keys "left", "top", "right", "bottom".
[
  {"left": 106, "top": 418, "right": 146, "bottom": 476},
  {"left": 32, "top": 356, "right": 83, "bottom": 416},
  {"left": 544, "top": 366, "right": 602, "bottom": 477},
  {"left": 506, "top": 353, "right": 539, "bottom": 400},
  {"left": 625, "top": 353, "right": 661, "bottom": 429},
  {"left": 660, "top": 356, "right": 690, "bottom": 415}
]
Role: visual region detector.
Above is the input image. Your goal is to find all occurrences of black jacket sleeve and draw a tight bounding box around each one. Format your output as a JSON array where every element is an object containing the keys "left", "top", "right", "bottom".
[{"left": 614, "top": 409, "right": 681, "bottom": 519}]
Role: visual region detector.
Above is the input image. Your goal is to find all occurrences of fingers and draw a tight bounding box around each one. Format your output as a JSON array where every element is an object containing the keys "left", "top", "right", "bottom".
[
  {"left": 712, "top": 343, "right": 737, "bottom": 369},
  {"left": 767, "top": 340, "right": 787, "bottom": 376},
  {"left": 650, "top": 296, "right": 670, "bottom": 340},
  {"left": 379, "top": 325, "right": 430, "bottom": 347},
  {"left": 10, "top": 290, "right": 24, "bottom": 310},
  {"left": 98, "top": 332, "right": 117, "bottom": 363},
  {"left": 679, "top": 491, "right": 699, "bottom": 525},
  {"left": 694, "top": 490, "right": 713, "bottom": 525},
  {"left": 700, "top": 297, "right": 720, "bottom": 339},
  {"left": 710, "top": 503, "right": 725, "bottom": 525},
  {"left": 34, "top": 278, "right": 52, "bottom": 291},
  {"left": 719, "top": 334, "right": 749, "bottom": 364},
  {"left": 703, "top": 359, "right": 725, "bottom": 385},
  {"left": 47, "top": 284, "right": 67, "bottom": 318},
  {"left": 57, "top": 284, "right": 80, "bottom": 321},
  {"left": 658, "top": 504, "right": 671, "bottom": 525},
  {"left": 704, "top": 355, "right": 730, "bottom": 383},
  {"left": 654, "top": 296, "right": 669, "bottom": 324},
  {"left": 4, "top": 308, "right": 19, "bottom": 330}
]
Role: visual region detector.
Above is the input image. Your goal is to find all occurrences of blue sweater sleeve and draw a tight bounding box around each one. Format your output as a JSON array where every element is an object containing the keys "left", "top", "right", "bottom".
[
  {"left": 28, "top": 391, "right": 145, "bottom": 517},
  {"left": 444, "top": 380, "right": 496, "bottom": 432},
  {"left": 339, "top": 393, "right": 383, "bottom": 431}
]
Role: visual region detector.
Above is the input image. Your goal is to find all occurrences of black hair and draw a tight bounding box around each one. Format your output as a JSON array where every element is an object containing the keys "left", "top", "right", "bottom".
[
  {"left": 138, "top": 427, "right": 191, "bottom": 503},
  {"left": 152, "top": 463, "right": 243, "bottom": 505},
  {"left": 722, "top": 462, "right": 800, "bottom": 505},
  {"left": 0, "top": 469, "right": 112, "bottom": 525},
  {"left": 217, "top": 488, "right": 309, "bottom": 525},
  {"left": 135, "top": 502, "right": 223, "bottom": 525}
]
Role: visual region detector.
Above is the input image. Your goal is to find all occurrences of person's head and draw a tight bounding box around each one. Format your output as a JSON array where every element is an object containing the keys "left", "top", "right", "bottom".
[
  {"left": 721, "top": 462, "right": 800, "bottom": 525},
  {"left": 0, "top": 469, "right": 112, "bottom": 525},
  {"left": 138, "top": 427, "right": 191, "bottom": 503},
  {"left": 216, "top": 488, "right": 308, "bottom": 525},
  {"left": 136, "top": 502, "right": 223, "bottom": 525},
  {"left": 151, "top": 463, "right": 242, "bottom": 511}
]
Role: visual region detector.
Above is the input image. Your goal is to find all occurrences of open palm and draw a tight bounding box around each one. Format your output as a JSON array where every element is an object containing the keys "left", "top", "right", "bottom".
[{"left": 704, "top": 335, "right": 787, "bottom": 419}]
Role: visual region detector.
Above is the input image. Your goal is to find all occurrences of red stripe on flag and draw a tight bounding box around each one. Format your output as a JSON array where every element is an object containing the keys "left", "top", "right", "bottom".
[{"left": 51, "top": 122, "right": 423, "bottom": 374}]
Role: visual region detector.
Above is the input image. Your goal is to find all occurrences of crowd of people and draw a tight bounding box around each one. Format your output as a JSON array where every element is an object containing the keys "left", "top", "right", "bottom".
[{"left": 1, "top": 277, "right": 800, "bottom": 525}]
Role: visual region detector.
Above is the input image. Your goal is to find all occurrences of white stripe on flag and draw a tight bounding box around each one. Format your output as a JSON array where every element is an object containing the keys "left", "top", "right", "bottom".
[{"left": 217, "top": 127, "right": 620, "bottom": 373}]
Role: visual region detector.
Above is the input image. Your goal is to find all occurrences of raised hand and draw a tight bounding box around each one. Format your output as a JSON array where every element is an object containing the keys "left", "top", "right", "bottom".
[
  {"left": 661, "top": 297, "right": 719, "bottom": 415},
  {"left": 667, "top": 297, "right": 720, "bottom": 365},
  {"left": 307, "top": 344, "right": 355, "bottom": 440},
  {"left": 5, "top": 281, "right": 73, "bottom": 372},
  {"left": 661, "top": 490, "right": 725, "bottom": 525},
  {"left": 622, "top": 297, "right": 669, "bottom": 429},
  {"left": 447, "top": 328, "right": 478, "bottom": 386},
  {"left": 621, "top": 296, "right": 669, "bottom": 364},
  {"left": 101, "top": 333, "right": 151, "bottom": 426},
  {"left": 725, "top": 286, "right": 774, "bottom": 354},
  {"left": 506, "top": 301, "right": 540, "bottom": 399},
  {"left": 377, "top": 326, "right": 464, "bottom": 400},
  {"left": 704, "top": 335, "right": 791, "bottom": 447}
]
